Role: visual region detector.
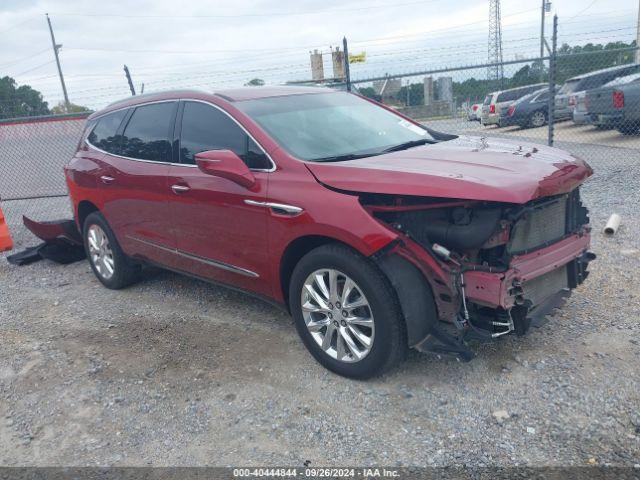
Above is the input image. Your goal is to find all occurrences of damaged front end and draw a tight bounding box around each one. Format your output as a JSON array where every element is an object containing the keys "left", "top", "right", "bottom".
[{"left": 363, "top": 188, "right": 595, "bottom": 361}]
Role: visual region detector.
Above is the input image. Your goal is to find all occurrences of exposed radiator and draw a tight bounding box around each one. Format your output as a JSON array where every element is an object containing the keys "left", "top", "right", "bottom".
[
  {"left": 510, "top": 198, "right": 566, "bottom": 253},
  {"left": 523, "top": 265, "right": 568, "bottom": 307}
]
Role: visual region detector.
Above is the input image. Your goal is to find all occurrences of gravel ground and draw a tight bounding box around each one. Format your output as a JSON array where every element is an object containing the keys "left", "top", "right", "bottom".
[{"left": 1, "top": 143, "right": 639, "bottom": 467}]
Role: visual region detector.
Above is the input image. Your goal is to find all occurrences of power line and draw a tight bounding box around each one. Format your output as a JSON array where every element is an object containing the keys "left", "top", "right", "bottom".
[
  {"left": 0, "top": 48, "right": 50, "bottom": 69},
  {"left": 11, "top": 60, "right": 55, "bottom": 77},
  {"left": 349, "top": 7, "right": 540, "bottom": 45},
  {"left": 49, "top": 0, "right": 446, "bottom": 19},
  {"left": 60, "top": 8, "right": 541, "bottom": 56},
  {"left": 0, "top": 15, "right": 39, "bottom": 36},
  {"left": 566, "top": 0, "right": 600, "bottom": 21}
]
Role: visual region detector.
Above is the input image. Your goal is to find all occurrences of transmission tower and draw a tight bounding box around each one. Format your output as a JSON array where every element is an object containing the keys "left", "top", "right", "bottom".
[{"left": 488, "top": 0, "right": 504, "bottom": 88}]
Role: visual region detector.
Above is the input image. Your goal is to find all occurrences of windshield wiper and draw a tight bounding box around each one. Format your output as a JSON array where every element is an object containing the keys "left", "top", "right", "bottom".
[
  {"left": 312, "top": 152, "right": 381, "bottom": 163},
  {"left": 312, "top": 138, "right": 434, "bottom": 162},
  {"left": 382, "top": 138, "right": 433, "bottom": 153}
]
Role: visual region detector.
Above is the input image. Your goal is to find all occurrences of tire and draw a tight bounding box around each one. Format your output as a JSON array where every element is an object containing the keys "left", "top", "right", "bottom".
[
  {"left": 529, "top": 110, "right": 547, "bottom": 128},
  {"left": 83, "top": 211, "right": 141, "bottom": 289},
  {"left": 289, "top": 243, "right": 407, "bottom": 379}
]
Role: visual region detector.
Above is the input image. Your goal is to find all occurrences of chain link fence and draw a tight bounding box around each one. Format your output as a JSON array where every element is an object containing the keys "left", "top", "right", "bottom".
[
  {"left": 0, "top": 113, "right": 89, "bottom": 251},
  {"left": 1, "top": 18, "right": 639, "bottom": 253}
]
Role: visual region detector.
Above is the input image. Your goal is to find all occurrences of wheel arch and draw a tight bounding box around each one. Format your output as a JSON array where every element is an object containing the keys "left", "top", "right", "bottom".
[
  {"left": 77, "top": 200, "right": 99, "bottom": 230},
  {"left": 279, "top": 235, "right": 357, "bottom": 310},
  {"left": 375, "top": 253, "right": 439, "bottom": 347}
]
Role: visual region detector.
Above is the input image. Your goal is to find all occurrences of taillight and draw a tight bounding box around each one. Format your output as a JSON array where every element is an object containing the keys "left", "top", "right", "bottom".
[
  {"left": 613, "top": 90, "right": 624, "bottom": 109},
  {"left": 568, "top": 95, "right": 576, "bottom": 106},
  {"left": 584, "top": 96, "right": 589, "bottom": 110},
  {"left": 489, "top": 104, "right": 496, "bottom": 114},
  {"left": 507, "top": 105, "right": 515, "bottom": 117}
]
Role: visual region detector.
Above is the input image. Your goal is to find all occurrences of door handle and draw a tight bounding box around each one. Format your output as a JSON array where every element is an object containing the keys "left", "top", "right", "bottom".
[
  {"left": 244, "top": 199, "right": 303, "bottom": 216},
  {"left": 100, "top": 175, "right": 115, "bottom": 185},
  {"left": 171, "top": 184, "right": 190, "bottom": 194}
]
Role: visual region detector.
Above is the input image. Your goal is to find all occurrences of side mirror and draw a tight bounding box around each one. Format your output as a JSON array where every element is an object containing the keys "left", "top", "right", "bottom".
[{"left": 195, "top": 149, "right": 256, "bottom": 189}]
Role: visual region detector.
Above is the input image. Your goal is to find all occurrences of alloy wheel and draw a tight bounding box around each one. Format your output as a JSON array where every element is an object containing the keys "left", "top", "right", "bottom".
[
  {"left": 87, "top": 224, "right": 115, "bottom": 280},
  {"left": 301, "top": 269, "right": 375, "bottom": 363},
  {"left": 531, "top": 111, "right": 546, "bottom": 127}
]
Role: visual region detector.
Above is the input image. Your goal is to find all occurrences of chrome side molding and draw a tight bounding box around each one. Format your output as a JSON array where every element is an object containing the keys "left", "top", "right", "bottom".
[{"left": 126, "top": 235, "right": 259, "bottom": 278}]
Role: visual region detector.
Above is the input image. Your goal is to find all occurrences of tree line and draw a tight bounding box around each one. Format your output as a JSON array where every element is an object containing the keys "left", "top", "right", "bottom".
[{"left": 0, "top": 76, "right": 88, "bottom": 120}]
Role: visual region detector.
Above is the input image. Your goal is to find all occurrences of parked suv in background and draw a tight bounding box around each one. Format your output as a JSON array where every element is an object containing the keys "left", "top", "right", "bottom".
[
  {"left": 480, "top": 83, "right": 546, "bottom": 126},
  {"left": 573, "top": 72, "right": 640, "bottom": 129},
  {"left": 555, "top": 63, "right": 640, "bottom": 122},
  {"left": 66, "top": 87, "right": 594, "bottom": 379},
  {"left": 586, "top": 72, "right": 640, "bottom": 134}
]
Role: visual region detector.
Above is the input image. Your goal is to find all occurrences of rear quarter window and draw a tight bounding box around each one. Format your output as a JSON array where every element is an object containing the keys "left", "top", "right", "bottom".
[
  {"left": 120, "top": 102, "right": 176, "bottom": 162},
  {"left": 88, "top": 110, "right": 127, "bottom": 154}
]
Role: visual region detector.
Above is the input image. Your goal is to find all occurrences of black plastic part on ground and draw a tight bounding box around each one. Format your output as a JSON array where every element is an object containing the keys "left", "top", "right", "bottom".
[{"left": 7, "top": 241, "right": 85, "bottom": 266}]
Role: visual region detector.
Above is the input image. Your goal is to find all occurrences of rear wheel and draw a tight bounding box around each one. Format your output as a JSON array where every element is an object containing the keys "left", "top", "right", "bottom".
[
  {"left": 617, "top": 122, "right": 640, "bottom": 135},
  {"left": 83, "top": 212, "right": 141, "bottom": 289},
  {"left": 289, "top": 244, "right": 407, "bottom": 379},
  {"left": 529, "top": 110, "right": 547, "bottom": 128}
]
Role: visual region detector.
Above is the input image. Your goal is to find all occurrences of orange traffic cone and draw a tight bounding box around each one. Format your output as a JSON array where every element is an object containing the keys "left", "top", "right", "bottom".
[{"left": 0, "top": 205, "right": 13, "bottom": 252}]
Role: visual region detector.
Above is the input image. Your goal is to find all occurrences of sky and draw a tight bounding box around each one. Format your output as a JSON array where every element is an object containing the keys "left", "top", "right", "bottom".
[{"left": 1, "top": 0, "right": 638, "bottom": 110}]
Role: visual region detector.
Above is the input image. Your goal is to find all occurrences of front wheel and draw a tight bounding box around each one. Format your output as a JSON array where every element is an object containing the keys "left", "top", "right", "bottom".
[
  {"left": 289, "top": 244, "right": 407, "bottom": 379},
  {"left": 83, "top": 212, "right": 141, "bottom": 289}
]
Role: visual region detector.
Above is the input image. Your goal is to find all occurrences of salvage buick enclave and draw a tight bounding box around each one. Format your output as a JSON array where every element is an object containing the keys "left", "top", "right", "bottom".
[{"left": 65, "top": 87, "right": 594, "bottom": 378}]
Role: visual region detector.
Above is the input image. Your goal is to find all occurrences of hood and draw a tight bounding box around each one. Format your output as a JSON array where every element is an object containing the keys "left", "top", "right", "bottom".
[{"left": 305, "top": 136, "right": 592, "bottom": 204}]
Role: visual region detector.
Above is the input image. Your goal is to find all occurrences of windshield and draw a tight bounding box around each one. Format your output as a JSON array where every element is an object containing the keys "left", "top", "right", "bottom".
[
  {"left": 235, "top": 92, "right": 435, "bottom": 162},
  {"left": 559, "top": 79, "right": 580, "bottom": 95}
]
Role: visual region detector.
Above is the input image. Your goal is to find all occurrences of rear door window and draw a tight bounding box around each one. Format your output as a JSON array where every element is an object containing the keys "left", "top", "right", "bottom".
[
  {"left": 88, "top": 110, "right": 127, "bottom": 154},
  {"left": 120, "top": 102, "right": 176, "bottom": 162},
  {"left": 179, "top": 101, "right": 271, "bottom": 170}
]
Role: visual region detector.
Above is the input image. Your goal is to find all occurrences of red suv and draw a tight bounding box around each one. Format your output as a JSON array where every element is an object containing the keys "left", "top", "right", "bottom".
[{"left": 65, "top": 87, "right": 594, "bottom": 378}]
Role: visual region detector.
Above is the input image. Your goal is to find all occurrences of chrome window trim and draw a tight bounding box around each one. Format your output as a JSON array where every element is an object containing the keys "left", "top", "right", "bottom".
[
  {"left": 86, "top": 98, "right": 277, "bottom": 173},
  {"left": 86, "top": 100, "right": 183, "bottom": 166},
  {"left": 126, "top": 235, "right": 259, "bottom": 278},
  {"left": 85, "top": 141, "right": 194, "bottom": 168}
]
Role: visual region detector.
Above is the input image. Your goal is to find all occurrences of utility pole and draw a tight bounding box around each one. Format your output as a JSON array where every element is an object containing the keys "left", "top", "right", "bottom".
[
  {"left": 406, "top": 80, "right": 410, "bottom": 106},
  {"left": 124, "top": 65, "right": 136, "bottom": 95},
  {"left": 343, "top": 37, "right": 351, "bottom": 92},
  {"left": 548, "top": 15, "right": 558, "bottom": 148},
  {"left": 540, "top": 0, "right": 546, "bottom": 60},
  {"left": 46, "top": 13, "right": 70, "bottom": 111},
  {"left": 636, "top": 0, "right": 640, "bottom": 63}
]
